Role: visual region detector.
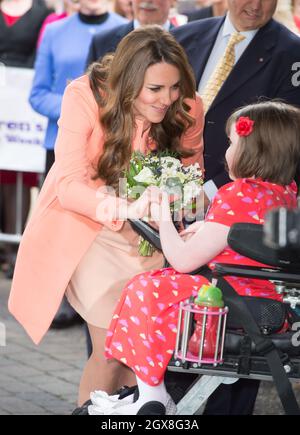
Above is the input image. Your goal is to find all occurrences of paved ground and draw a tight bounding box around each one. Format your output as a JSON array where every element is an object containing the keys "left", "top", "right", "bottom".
[
  {"left": 0, "top": 272, "right": 86, "bottom": 415},
  {"left": 0, "top": 273, "right": 300, "bottom": 415}
]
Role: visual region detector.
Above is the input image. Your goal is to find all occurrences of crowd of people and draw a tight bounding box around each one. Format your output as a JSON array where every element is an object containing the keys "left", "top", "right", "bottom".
[{"left": 1, "top": 0, "right": 300, "bottom": 416}]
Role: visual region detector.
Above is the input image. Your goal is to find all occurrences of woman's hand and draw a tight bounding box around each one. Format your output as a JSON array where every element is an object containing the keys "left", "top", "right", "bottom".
[
  {"left": 127, "top": 186, "right": 161, "bottom": 220},
  {"left": 149, "top": 187, "right": 172, "bottom": 224},
  {"left": 127, "top": 188, "right": 150, "bottom": 220},
  {"left": 149, "top": 186, "right": 163, "bottom": 222}
]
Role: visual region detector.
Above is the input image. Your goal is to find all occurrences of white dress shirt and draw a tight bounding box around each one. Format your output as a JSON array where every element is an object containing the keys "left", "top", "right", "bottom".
[{"left": 200, "top": 13, "right": 258, "bottom": 200}]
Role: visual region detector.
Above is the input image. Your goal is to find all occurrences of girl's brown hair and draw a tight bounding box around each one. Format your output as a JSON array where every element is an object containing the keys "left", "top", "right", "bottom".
[
  {"left": 226, "top": 101, "right": 300, "bottom": 185},
  {"left": 88, "top": 25, "right": 197, "bottom": 188}
]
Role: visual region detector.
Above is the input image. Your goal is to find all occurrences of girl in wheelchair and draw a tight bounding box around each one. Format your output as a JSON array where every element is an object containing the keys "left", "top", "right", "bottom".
[{"left": 89, "top": 101, "right": 300, "bottom": 415}]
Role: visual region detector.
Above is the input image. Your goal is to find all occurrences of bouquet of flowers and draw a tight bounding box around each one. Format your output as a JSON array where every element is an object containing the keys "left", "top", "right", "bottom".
[{"left": 124, "top": 151, "right": 204, "bottom": 256}]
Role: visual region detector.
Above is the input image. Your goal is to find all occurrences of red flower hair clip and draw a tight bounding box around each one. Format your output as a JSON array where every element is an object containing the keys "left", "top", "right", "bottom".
[{"left": 235, "top": 116, "right": 255, "bottom": 137}]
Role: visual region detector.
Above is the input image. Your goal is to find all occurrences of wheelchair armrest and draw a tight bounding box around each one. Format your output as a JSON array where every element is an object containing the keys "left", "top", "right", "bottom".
[
  {"left": 128, "top": 219, "right": 162, "bottom": 251},
  {"left": 214, "top": 263, "right": 300, "bottom": 283}
]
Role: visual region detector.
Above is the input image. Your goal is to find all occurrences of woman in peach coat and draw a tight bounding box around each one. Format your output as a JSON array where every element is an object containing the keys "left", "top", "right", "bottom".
[{"left": 9, "top": 26, "right": 204, "bottom": 405}]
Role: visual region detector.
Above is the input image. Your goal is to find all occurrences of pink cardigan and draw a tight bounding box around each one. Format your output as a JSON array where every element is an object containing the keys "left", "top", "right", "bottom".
[{"left": 8, "top": 75, "right": 204, "bottom": 344}]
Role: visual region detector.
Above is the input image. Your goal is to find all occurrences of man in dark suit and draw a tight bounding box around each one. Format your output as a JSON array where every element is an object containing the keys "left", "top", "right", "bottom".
[
  {"left": 172, "top": 0, "right": 300, "bottom": 208},
  {"left": 87, "top": 0, "right": 173, "bottom": 65},
  {"left": 170, "top": 0, "right": 300, "bottom": 414}
]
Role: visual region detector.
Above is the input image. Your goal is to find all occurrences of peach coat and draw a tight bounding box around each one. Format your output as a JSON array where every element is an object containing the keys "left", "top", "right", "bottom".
[{"left": 8, "top": 75, "right": 204, "bottom": 345}]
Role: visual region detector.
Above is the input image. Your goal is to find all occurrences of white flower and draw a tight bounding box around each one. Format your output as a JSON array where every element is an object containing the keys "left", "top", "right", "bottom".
[
  {"left": 133, "top": 167, "right": 157, "bottom": 184},
  {"left": 160, "top": 156, "right": 182, "bottom": 168},
  {"left": 160, "top": 172, "right": 186, "bottom": 187}
]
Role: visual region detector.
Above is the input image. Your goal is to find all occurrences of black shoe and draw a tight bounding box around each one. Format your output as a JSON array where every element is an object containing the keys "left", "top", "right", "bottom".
[
  {"left": 137, "top": 401, "right": 166, "bottom": 415},
  {"left": 98, "top": 395, "right": 176, "bottom": 415},
  {"left": 117, "top": 385, "right": 138, "bottom": 400},
  {"left": 137, "top": 395, "right": 177, "bottom": 415},
  {"left": 72, "top": 400, "right": 92, "bottom": 415},
  {"left": 50, "top": 297, "right": 83, "bottom": 329}
]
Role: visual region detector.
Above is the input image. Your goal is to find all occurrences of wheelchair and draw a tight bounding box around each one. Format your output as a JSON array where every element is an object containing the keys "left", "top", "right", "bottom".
[{"left": 129, "top": 217, "right": 300, "bottom": 415}]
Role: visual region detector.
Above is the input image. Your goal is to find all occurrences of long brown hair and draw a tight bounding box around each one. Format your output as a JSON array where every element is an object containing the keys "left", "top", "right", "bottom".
[
  {"left": 88, "top": 25, "right": 197, "bottom": 188},
  {"left": 226, "top": 101, "right": 300, "bottom": 185}
]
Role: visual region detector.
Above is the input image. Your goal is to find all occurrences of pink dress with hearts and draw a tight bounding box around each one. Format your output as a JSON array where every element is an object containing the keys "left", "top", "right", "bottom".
[{"left": 105, "top": 178, "right": 297, "bottom": 386}]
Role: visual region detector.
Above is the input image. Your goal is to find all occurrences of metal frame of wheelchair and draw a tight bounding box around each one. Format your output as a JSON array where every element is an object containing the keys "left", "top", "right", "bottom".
[
  {"left": 129, "top": 219, "right": 300, "bottom": 414},
  {"left": 168, "top": 263, "right": 300, "bottom": 415}
]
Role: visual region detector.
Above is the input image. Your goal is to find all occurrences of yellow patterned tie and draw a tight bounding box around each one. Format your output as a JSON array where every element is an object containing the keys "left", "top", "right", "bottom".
[{"left": 201, "top": 32, "right": 246, "bottom": 113}]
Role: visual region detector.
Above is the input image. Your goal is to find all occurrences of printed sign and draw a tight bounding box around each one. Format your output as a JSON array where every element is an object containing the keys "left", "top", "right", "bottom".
[{"left": 0, "top": 66, "right": 47, "bottom": 173}]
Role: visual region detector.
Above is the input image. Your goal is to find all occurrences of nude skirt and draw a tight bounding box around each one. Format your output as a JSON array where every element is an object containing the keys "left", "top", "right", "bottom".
[{"left": 65, "top": 222, "right": 164, "bottom": 329}]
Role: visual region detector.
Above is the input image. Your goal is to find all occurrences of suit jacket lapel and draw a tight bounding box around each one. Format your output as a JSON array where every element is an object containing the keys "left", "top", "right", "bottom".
[
  {"left": 110, "top": 22, "right": 134, "bottom": 51},
  {"left": 116, "top": 22, "right": 134, "bottom": 39},
  {"left": 208, "top": 20, "right": 277, "bottom": 112},
  {"left": 186, "top": 18, "right": 224, "bottom": 86}
]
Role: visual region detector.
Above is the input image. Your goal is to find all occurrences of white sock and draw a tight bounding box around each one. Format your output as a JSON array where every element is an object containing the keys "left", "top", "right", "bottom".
[
  {"left": 107, "top": 376, "right": 169, "bottom": 415},
  {"left": 136, "top": 376, "right": 168, "bottom": 405}
]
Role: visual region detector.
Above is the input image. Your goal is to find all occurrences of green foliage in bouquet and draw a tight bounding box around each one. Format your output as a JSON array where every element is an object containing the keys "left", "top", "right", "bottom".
[
  {"left": 124, "top": 151, "right": 204, "bottom": 256},
  {"left": 124, "top": 151, "right": 181, "bottom": 200}
]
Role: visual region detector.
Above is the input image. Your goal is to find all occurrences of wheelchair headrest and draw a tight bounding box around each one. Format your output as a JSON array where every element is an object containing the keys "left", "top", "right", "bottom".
[{"left": 228, "top": 223, "right": 300, "bottom": 271}]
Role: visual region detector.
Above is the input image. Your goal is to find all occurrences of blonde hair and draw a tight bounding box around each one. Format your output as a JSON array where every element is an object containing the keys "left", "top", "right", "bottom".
[{"left": 88, "top": 26, "right": 197, "bottom": 188}]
